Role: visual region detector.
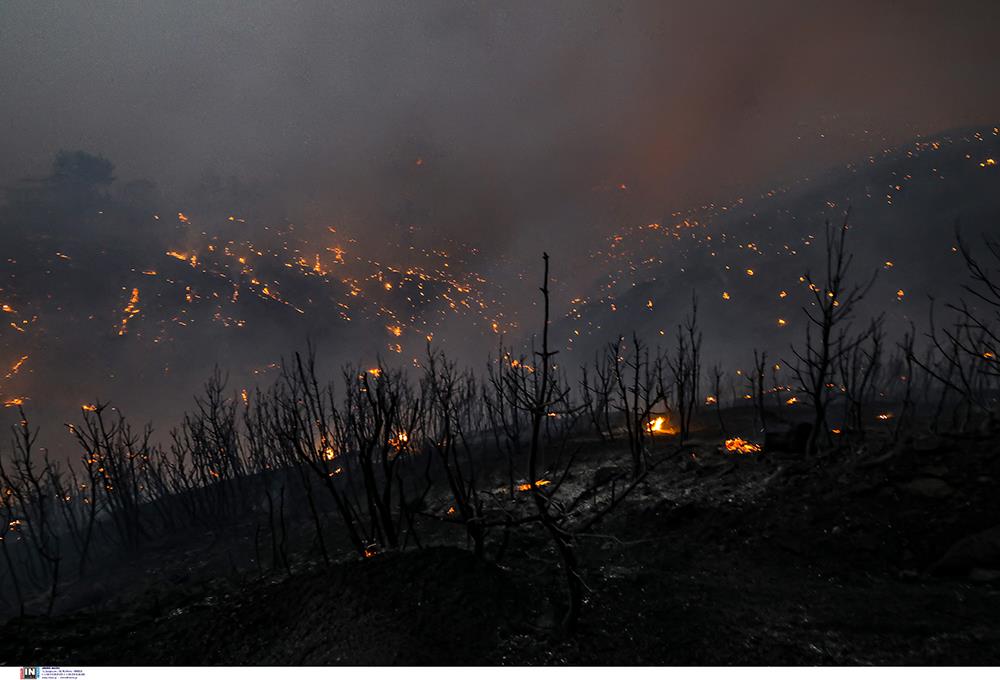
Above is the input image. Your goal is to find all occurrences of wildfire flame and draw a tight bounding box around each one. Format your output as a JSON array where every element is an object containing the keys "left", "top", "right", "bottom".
[
  {"left": 117, "top": 287, "right": 141, "bottom": 336},
  {"left": 4, "top": 355, "right": 28, "bottom": 380},
  {"left": 388, "top": 431, "right": 409, "bottom": 450},
  {"left": 724, "top": 438, "right": 761, "bottom": 454},
  {"left": 647, "top": 416, "right": 676, "bottom": 434},
  {"left": 516, "top": 479, "right": 552, "bottom": 492}
]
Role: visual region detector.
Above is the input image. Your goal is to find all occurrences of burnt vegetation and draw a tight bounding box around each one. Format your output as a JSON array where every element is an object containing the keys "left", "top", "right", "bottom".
[{"left": 3, "top": 220, "right": 1000, "bottom": 664}]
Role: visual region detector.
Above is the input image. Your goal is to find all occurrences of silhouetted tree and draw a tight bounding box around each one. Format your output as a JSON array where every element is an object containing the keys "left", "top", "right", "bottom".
[{"left": 788, "top": 211, "right": 876, "bottom": 456}]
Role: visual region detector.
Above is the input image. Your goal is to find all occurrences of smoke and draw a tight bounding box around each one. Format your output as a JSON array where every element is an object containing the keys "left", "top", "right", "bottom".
[
  {"left": 2, "top": 0, "right": 1000, "bottom": 447},
  {"left": 3, "top": 0, "right": 999, "bottom": 259}
]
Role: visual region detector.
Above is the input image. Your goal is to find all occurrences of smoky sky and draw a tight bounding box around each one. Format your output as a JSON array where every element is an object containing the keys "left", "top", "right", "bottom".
[{"left": 2, "top": 0, "right": 1000, "bottom": 254}]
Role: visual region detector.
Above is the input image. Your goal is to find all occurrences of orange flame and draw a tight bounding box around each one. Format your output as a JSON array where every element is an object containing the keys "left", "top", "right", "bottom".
[
  {"left": 4, "top": 355, "right": 28, "bottom": 380},
  {"left": 117, "top": 287, "right": 141, "bottom": 336},
  {"left": 647, "top": 416, "right": 677, "bottom": 434},
  {"left": 724, "top": 438, "right": 761, "bottom": 454},
  {"left": 516, "top": 479, "right": 552, "bottom": 492}
]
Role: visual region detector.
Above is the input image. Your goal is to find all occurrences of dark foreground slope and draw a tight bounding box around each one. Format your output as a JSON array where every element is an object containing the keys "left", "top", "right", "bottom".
[{"left": 3, "top": 421, "right": 1000, "bottom": 664}]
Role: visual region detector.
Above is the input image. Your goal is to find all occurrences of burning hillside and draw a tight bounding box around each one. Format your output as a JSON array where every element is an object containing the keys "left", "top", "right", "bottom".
[
  {"left": 0, "top": 176, "right": 517, "bottom": 432},
  {"left": 2, "top": 127, "right": 1000, "bottom": 439},
  {"left": 557, "top": 126, "right": 1000, "bottom": 363}
]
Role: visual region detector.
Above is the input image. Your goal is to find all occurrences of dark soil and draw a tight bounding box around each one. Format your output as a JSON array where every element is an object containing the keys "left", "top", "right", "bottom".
[{"left": 3, "top": 423, "right": 1000, "bottom": 665}]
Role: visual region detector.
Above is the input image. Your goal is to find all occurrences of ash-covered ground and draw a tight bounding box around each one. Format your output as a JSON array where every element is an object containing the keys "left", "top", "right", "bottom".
[{"left": 3, "top": 408, "right": 999, "bottom": 665}]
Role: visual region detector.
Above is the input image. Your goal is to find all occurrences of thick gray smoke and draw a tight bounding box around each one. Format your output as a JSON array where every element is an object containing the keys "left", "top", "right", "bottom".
[
  {"left": 3, "top": 0, "right": 999, "bottom": 257},
  {"left": 2, "top": 1, "right": 1000, "bottom": 452}
]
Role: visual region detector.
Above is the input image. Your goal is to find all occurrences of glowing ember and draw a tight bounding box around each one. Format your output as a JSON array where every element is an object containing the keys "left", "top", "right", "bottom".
[
  {"left": 4, "top": 355, "right": 28, "bottom": 380},
  {"left": 516, "top": 479, "right": 552, "bottom": 492},
  {"left": 117, "top": 287, "right": 141, "bottom": 336},
  {"left": 724, "top": 438, "right": 761, "bottom": 454},
  {"left": 166, "top": 250, "right": 198, "bottom": 267}
]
